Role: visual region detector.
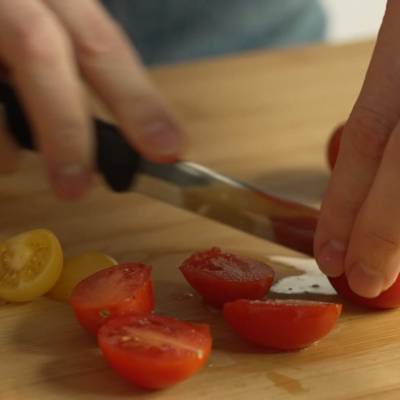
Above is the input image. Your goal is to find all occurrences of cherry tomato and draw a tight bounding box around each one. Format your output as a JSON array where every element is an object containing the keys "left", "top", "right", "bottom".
[
  {"left": 49, "top": 252, "right": 117, "bottom": 302},
  {"left": 223, "top": 299, "right": 342, "bottom": 351},
  {"left": 329, "top": 275, "right": 400, "bottom": 310},
  {"left": 327, "top": 124, "right": 343, "bottom": 169},
  {"left": 70, "top": 263, "right": 154, "bottom": 334},
  {"left": 98, "top": 314, "right": 212, "bottom": 390},
  {"left": 0, "top": 229, "right": 63, "bottom": 302},
  {"left": 271, "top": 216, "right": 317, "bottom": 257},
  {"left": 180, "top": 247, "right": 275, "bottom": 307}
]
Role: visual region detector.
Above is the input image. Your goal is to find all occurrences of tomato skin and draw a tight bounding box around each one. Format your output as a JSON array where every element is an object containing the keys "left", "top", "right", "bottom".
[
  {"left": 70, "top": 263, "right": 154, "bottom": 334},
  {"left": 180, "top": 247, "right": 275, "bottom": 307},
  {"left": 49, "top": 252, "right": 117, "bottom": 302},
  {"left": 327, "top": 124, "right": 343, "bottom": 169},
  {"left": 0, "top": 229, "right": 63, "bottom": 302},
  {"left": 98, "top": 315, "right": 212, "bottom": 390},
  {"left": 271, "top": 216, "right": 317, "bottom": 257},
  {"left": 329, "top": 275, "right": 400, "bottom": 310},
  {"left": 223, "top": 299, "right": 342, "bottom": 351}
]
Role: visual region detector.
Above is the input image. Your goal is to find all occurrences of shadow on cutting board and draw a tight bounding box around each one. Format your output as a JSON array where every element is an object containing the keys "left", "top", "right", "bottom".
[
  {"left": 252, "top": 167, "right": 329, "bottom": 206},
  {"left": 40, "top": 360, "right": 147, "bottom": 398},
  {"left": 9, "top": 300, "right": 147, "bottom": 397}
]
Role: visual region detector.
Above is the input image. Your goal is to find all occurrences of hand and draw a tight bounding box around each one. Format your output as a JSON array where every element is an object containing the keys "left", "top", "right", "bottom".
[
  {"left": 315, "top": 0, "right": 400, "bottom": 298},
  {"left": 0, "top": 0, "right": 184, "bottom": 199}
]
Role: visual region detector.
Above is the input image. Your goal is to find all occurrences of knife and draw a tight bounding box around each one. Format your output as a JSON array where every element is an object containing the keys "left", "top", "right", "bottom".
[{"left": 0, "top": 81, "right": 319, "bottom": 256}]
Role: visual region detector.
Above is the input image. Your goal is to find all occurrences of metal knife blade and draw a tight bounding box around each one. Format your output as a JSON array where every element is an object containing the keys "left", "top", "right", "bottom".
[
  {"left": 0, "top": 80, "right": 318, "bottom": 256},
  {"left": 135, "top": 160, "right": 319, "bottom": 256}
]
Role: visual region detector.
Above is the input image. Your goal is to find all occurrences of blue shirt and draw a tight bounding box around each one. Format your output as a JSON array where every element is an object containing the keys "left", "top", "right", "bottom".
[{"left": 102, "top": 0, "right": 326, "bottom": 65}]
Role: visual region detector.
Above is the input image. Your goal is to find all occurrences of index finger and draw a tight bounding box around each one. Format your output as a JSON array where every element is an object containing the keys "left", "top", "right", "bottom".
[
  {"left": 45, "top": 0, "right": 185, "bottom": 163},
  {"left": 0, "top": 0, "right": 93, "bottom": 199},
  {"left": 315, "top": 0, "right": 400, "bottom": 285}
]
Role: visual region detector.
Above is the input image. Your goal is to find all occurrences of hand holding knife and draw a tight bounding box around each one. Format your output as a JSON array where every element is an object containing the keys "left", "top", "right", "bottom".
[{"left": 0, "top": 81, "right": 318, "bottom": 256}]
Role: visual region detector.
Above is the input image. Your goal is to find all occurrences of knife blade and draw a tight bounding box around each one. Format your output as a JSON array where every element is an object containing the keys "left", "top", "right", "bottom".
[{"left": 0, "top": 81, "right": 318, "bottom": 256}]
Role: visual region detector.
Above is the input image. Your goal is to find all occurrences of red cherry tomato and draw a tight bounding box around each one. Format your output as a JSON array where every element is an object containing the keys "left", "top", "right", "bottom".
[
  {"left": 329, "top": 275, "right": 400, "bottom": 310},
  {"left": 180, "top": 247, "right": 275, "bottom": 307},
  {"left": 271, "top": 216, "right": 317, "bottom": 257},
  {"left": 223, "top": 299, "right": 342, "bottom": 351},
  {"left": 70, "top": 263, "right": 154, "bottom": 334},
  {"left": 327, "top": 124, "right": 343, "bottom": 169},
  {"left": 98, "top": 314, "right": 212, "bottom": 390}
]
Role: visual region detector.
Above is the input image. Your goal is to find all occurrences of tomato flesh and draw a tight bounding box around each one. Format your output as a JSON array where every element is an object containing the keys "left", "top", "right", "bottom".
[
  {"left": 329, "top": 275, "right": 400, "bottom": 310},
  {"left": 180, "top": 247, "right": 275, "bottom": 307},
  {"left": 98, "top": 314, "right": 212, "bottom": 389},
  {"left": 70, "top": 263, "right": 154, "bottom": 334},
  {"left": 0, "top": 229, "right": 63, "bottom": 302},
  {"left": 223, "top": 299, "right": 342, "bottom": 351},
  {"left": 327, "top": 124, "right": 343, "bottom": 169}
]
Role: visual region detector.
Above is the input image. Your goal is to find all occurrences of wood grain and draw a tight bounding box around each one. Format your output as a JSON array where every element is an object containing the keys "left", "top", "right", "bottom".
[{"left": 2, "top": 40, "right": 400, "bottom": 400}]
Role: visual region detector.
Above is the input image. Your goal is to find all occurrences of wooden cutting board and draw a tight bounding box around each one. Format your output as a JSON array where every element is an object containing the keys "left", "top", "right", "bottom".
[{"left": 2, "top": 40, "right": 400, "bottom": 400}]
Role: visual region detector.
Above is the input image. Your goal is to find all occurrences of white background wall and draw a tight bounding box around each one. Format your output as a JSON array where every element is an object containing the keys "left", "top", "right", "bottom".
[{"left": 321, "top": 0, "right": 386, "bottom": 42}]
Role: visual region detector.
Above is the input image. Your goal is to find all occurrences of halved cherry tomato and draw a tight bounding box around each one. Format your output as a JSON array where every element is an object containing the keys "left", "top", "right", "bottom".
[
  {"left": 180, "top": 247, "right": 275, "bottom": 307},
  {"left": 49, "top": 252, "right": 117, "bottom": 302},
  {"left": 70, "top": 263, "right": 154, "bottom": 334},
  {"left": 223, "top": 299, "right": 342, "bottom": 351},
  {"left": 329, "top": 275, "right": 400, "bottom": 310},
  {"left": 327, "top": 124, "right": 343, "bottom": 169},
  {"left": 98, "top": 314, "right": 212, "bottom": 390},
  {"left": 0, "top": 229, "right": 63, "bottom": 302}
]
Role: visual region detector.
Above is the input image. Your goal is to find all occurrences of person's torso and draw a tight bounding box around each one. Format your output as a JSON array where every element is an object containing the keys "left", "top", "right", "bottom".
[{"left": 101, "top": 0, "right": 326, "bottom": 64}]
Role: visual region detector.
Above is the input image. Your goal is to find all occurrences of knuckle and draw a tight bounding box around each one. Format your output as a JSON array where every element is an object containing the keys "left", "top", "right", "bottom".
[
  {"left": 134, "top": 103, "right": 173, "bottom": 130},
  {"left": 130, "top": 94, "right": 167, "bottom": 121},
  {"left": 74, "top": 20, "right": 123, "bottom": 63},
  {"left": 56, "top": 120, "right": 88, "bottom": 146},
  {"left": 347, "top": 103, "right": 394, "bottom": 161},
  {"left": 321, "top": 188, "right": 363, "bottom": 227},
  {"left": 114, "top": 89, "right": 168, "bottom": 124},
  {"left": 364, "top": 229, "right": 399, "bottom": 253},
  {"left": 45, "top": 117, "right": 89, "bottom": 154},
  {"left": 10, "top": 17, "right": 59, "bottom": 63},
  {"left": 315, "top": 205, "right": 354, "bottom": 246}
]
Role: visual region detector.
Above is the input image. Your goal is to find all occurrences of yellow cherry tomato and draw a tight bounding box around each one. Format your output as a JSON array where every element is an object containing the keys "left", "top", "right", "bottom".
[
  {"left": 0, "top": 229, "right": 63, "bottom": 302},
  {"left": 48, "top": 252, "right": 117, "bottom": 302}
]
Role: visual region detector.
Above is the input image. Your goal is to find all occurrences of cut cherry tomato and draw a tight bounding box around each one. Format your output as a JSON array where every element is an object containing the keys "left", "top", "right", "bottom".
[
  {"left": 70, "top": 263, "right": 154, "bottom": 334},
  {"left": 327, "top": 123, "right": 343, "bottom": 169},
  {"left": 271, "top": 216, "right": 317, "bottom": 257},
  {"left": 329, "top": 275, "right": 400, "bottom": 310},
  {"left": 98, "top": 314, "right": 212, "bottom": 390},
  {"left": 49, "top": 252, "right": 117, "bottom": 302},
  {"left": 180, "top": 247, "right": 275, "bottom": 307},
  {"left": 0, "top": 229, "right": 63, "bottom": 302},
  {"left": 223, "top": 299, "right": 342, "bottom": 351}
]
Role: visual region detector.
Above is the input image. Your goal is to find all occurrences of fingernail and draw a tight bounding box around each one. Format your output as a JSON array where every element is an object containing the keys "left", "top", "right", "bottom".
[
  {"left": 52, "top": 164, "right": 91, "bottom": 200},
  {"left": 140, "top": 120, "right": 181, "bottom": 157},
  {"left": 317, "top": 240, "right": 346, "bottom": 277},
  {"left": 347, "top": 262, "right": 384, "bottom": 298}
]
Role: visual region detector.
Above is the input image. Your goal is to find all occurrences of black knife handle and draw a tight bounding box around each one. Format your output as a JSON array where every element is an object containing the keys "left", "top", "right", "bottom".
[{"left": 0, "top": 81, "right": 141, "bottom": 192}]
